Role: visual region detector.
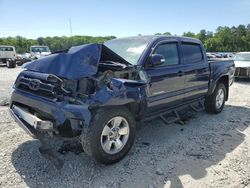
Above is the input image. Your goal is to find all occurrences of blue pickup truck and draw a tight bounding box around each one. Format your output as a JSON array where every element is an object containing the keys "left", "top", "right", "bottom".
[{"left": 9, "top": 35, "right": 235, "bottom": 166}]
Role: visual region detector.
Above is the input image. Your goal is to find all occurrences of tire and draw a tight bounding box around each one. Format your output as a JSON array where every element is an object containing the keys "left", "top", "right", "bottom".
[
  {"left": 205, "top": 83, "right": 226, "bottom": 113},
  {"left": 81, "top": 107, "right": 136, "bottom": 164},
  {"left": 6, "top": 60, "right": 16, "bottom": 68}
]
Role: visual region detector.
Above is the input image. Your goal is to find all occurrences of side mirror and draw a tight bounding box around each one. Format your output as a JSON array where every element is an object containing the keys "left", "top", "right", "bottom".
[{"left": 149, "top": 54, "right": 165, "bottom": 66}]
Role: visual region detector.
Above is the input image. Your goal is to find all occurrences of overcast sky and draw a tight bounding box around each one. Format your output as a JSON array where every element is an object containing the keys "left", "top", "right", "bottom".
[{"left": 0, "top": 0, "right": 250, "bottom": 39}]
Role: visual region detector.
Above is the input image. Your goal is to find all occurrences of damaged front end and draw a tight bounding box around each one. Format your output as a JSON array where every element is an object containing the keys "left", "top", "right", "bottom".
[{"left": 9, "top": 43, "right": 149, "bottom": 168}]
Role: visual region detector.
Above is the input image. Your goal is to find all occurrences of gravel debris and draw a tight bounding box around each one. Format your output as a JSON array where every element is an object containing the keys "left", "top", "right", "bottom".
[{"left": 156, "top": 168, "right": 164, "bottom": 175}]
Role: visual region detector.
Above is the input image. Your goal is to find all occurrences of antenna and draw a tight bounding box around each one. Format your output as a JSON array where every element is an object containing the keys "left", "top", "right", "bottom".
[{"left": 69, "top": 18, "right": 73, "bottom": 37}]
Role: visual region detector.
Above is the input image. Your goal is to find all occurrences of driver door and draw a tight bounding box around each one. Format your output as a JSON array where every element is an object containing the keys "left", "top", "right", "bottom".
[{"left": 145, "top": 41, "right": 186, "bottom": 112}]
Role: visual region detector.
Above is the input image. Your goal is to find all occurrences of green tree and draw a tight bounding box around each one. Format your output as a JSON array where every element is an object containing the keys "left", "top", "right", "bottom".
[
  {"left": 1, "top": 24, "right": 250, "bottom": 53},
  {"left": 183, "top": 31, "right": 196, "bottom": 38}
]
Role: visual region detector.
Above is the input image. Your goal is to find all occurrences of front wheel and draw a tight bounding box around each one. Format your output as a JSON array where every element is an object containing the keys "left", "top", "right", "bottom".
[
  {"left": 81, "top": 107, "right": 136, "bottom": 164},
  {"left": 205, "top": 83, "right": 226, "bottom": 113}
]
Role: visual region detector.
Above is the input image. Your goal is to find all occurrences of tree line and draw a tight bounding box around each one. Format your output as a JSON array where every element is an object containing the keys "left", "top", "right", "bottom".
[
  {"left": 182, "top": 24, "right": 250, "bottom": 52},
  {"left": 0, "top": 24, "right": 249, "bottom": 53},
  {"left": 0, "top": 35, "right": 116, "bottom": 53}
]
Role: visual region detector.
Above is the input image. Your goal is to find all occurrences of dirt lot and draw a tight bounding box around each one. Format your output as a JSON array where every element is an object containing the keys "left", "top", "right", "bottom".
[{"left": 0, "top": 66, "right": 249, "bottom": 188}]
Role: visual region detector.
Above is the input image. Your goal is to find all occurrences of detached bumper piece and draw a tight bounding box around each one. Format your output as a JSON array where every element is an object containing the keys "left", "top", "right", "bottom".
[
  {"left": 12, "top": 105, "right": 53, "bottom": 131},
  {"left": 234, "top": 67, "right": 250, "bottom": 78},
  {"left": 9, "top": 105, "right": 53, "bottom": 139},
  {"left": 9, "top": 105, "right": 64, "bottom": 169}
]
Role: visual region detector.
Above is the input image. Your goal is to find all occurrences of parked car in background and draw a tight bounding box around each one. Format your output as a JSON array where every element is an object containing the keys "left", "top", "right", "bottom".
[
  {"left": 0, "top": 45, "right": 16, "bottom": 68},
  {"left": 206, "top": 53, "right": 217, "bottom": 60},
  {"left": 207, "top": 52, "right": 223, "bottom": 59},
  {"left": 30, "top": 46, "right": 51, "bottom": 59},
  {"left": 224, "top": 53, "right": 235, "bottom": 59},
  {"left": 16, "top": 53, "right": 32, "bottom": 66},
  {"left": 234, "top": 52, "right": 250, "bottom": 78},
  {"left": 207, "top": 52, "right": 235, "bottom": 61}
]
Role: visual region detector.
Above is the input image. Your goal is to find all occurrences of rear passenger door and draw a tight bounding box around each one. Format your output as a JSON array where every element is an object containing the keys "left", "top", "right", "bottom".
[{"left": 181, "top": 42, "right": 210, "bottom": 101}]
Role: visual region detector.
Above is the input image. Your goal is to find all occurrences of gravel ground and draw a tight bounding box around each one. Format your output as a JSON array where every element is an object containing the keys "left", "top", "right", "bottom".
[{"left": 0, "top": 66, "right": 249, "bottom": 188}]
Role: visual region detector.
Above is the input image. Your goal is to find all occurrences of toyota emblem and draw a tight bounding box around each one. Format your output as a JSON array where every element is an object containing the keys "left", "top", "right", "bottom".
[{"left": 28, "top": 79, "right": 40, "bottom": 91}]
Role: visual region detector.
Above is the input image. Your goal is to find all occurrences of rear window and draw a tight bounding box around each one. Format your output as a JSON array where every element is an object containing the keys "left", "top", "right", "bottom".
[
  {"left": 0, "top": 47, "right": 14, "bottom": 51},
  {"left": 182, "top": 43, "right": 203, "bottom": 63}
]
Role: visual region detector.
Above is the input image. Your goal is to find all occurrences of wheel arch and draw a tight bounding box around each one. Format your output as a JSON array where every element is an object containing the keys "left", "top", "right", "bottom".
[
  {"left": 91, "top": 100, "right": 147, "bottom": 122},
  {"left": 209, "top": 75, "right": 229, "bottom": 101}
]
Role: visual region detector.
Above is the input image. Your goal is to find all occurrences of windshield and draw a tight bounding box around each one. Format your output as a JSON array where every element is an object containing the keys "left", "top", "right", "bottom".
[
  {"left": 234, "top": 53, "right": 250, "bottom": 61},
  {"left": 31, "top": 46, "right": 50, "bottom": 53},
  {"left": 104, "top": 37, "right": 151, "bottom": 65},
  {"left": 0, "top": 47, "right": 14, "bottom": 51}
]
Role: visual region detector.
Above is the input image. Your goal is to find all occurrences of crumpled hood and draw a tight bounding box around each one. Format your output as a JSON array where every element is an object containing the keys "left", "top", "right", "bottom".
[
  {"left": 23, "top": 44, "right": 130, "bottom": 80},
  {"left": 24, "top": 44, "right": 102, "bottom": 79},
  {"left": 234, "top": 60, "right": 250, "bottom": 68}
]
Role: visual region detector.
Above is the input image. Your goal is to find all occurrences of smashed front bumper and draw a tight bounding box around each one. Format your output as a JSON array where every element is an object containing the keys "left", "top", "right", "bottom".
[
  {"left": 9, "top": 89, "right": 93, "bottom": 168},
  {"left": 9, "top": 105, "right": 65, "bottom": 169},
  {"left": 10, "top": 89, "right": 92, "bottom": 136},
  {"left": 234, "top": 67, "right": 250, "bottom": 78}
]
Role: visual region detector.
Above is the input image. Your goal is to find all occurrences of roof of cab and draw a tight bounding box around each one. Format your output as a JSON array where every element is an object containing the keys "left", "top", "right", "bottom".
[
  {"left": 0, "top": 45, "right": 15, "bottom": 48},
  {"left": 108, "top": 35, "right": 202, "bottom": 44}
]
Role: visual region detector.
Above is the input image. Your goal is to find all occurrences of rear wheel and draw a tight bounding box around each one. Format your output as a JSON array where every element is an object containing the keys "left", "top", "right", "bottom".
[
  {"left": 81, "top": 107, "right": 136, "bottom": 164},
  {"left": 6, "top": 60, "right": 16, "bottom": 68},
  {"left": 205, "top": 83, "right": 226, "bottom": 113}
]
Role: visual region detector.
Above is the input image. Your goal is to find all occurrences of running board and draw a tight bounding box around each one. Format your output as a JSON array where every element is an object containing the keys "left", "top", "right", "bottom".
[
  {"left": 159, "top": 110, "right": 180, "bottom": 124},
  {"left": 189, "top": 100, "right": 204, "bottom": 112},
  {"left": 143, "top": 98, "right": 205, "bottom": 125}
]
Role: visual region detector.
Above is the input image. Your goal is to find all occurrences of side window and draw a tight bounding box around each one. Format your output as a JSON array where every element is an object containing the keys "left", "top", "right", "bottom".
[
  {"left": 154, "top": 43, "right": 179, "bottom": 66},
  {"left": 182, "top": 43, "right": 203, "bottom": 63},
  {"left": 6, "top": 47, "right": 13, "bottom": 51},
  {"left": 0, "top": 47, "right": 13, "bottom": 51}
]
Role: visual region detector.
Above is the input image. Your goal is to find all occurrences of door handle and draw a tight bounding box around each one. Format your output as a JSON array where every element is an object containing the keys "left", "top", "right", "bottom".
[{"left": 177, "top": 71, "right": 184, "bottom": 77}]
